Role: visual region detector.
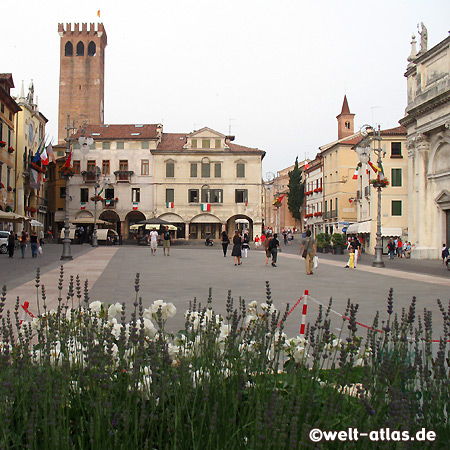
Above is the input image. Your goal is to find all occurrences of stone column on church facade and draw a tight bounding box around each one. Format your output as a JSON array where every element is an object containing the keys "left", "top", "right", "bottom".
[
  {"left": 185, "top": 222, "right": 189, "bottom": 240},
  {"left": 406, "top": 138, "right": 416, "bottom": 248},
  {"left": 416, "top": 134, "right": 431, "bottom": 257}
]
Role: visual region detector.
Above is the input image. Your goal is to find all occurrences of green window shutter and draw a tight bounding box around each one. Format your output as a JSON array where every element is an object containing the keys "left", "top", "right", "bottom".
[
  {"left": 391, "top": 200, "right": 402, "bottom": 216},
  {"left": 214, "top": 163, "right": 221, "bottom": 178},
  {"left": 391, "top": 168, "right": 402, "bottom": 187}
]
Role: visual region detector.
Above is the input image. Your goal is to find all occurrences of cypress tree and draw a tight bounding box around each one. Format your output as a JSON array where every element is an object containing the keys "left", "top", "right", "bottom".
[{"left": 287, "top": 157, "right": 305, "bottom": 221}]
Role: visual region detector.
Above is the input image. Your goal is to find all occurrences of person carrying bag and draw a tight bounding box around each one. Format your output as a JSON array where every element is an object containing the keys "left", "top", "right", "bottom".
[{"left": 299, "top": 229, "right": 317, "bottom": 275}]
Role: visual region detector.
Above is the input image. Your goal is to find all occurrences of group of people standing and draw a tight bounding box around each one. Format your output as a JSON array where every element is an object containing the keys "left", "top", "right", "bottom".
[
  {"left": 220, "top": 230, "right": 252, "bottom": 266},
  {"left": 386, "top": 237, "right": 413, "bottom": 259}
]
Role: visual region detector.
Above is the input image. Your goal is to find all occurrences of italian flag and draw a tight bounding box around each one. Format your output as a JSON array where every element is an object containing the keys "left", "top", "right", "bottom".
[
  {"left": 201, "top": 203, "right": 211, "bottom": 212},
  {"left": 80, "top": 202, "right": 86, "bottom": 210},
  {"left": 105, "top": 199, "right": 112, "bottom": 206},
  {"left": 166, "top": 202, "right": 174, "bottom": 208},
  {"left": 132, "top": 202, "right": 138, "bottom": 210},
  {"left": 352, "top": 166, "right": 359, "bottom": 180}
]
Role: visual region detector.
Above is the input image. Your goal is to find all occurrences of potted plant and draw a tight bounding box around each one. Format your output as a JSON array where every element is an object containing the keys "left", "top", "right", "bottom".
[
  {"left": 370, "top": 177, "right": 389, "bottom": 188},
  {"left": 315, "top": 233, "right": 331, "bottom": 253},
  {"left": 331, "top": 232, "right": 346, "bottom": 255},
  {"left": 0, "top": 141, "right": 6, "bottom": 148}
]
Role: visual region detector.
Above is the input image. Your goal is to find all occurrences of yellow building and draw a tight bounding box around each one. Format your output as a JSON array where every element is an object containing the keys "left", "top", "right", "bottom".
[
  {"left": 347, "top": 126, "right": 408, "bottom": 254},
  {"left": 14, "top": 81, "right": 48, "bottom": 230},
  {"left": 152, "top": 127, "right": 265, "bottom": 240},
  {"left": 319, "top": 96, "right": 362, "bottom": 235},
  {"left": 0, "top": 74, "right": 21, "bottom": 229}
]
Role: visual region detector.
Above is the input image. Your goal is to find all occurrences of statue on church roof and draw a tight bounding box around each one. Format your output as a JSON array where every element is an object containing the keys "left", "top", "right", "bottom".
[{"left": 418, "top": 22, "right": 428, "bottom": 53}]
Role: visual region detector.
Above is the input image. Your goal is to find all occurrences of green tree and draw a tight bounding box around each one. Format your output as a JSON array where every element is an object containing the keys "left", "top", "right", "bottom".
[{"left": 287, "top": 157, "right": 305, "bottom": 221}]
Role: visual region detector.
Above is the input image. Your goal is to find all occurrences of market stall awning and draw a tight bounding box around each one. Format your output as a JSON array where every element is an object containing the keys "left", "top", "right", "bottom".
[
  {"left": 346, "top": 221, "right": 403, "bottom": 237},
  {"left": 0, "top": 211, "right": 30, "bottom": 223},
  {"left": 346, "top": 221, "right": 371, "bottom": 234}
]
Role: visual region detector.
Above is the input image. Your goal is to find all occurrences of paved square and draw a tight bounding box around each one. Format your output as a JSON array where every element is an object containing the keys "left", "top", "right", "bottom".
[{"left": 1, "top": 242, "right": 449, "bottom": 340}]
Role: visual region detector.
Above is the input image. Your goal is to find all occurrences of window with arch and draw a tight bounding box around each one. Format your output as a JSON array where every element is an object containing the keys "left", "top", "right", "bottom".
[
  {"left": 88, "top": 41, "right": 96, "bottom": 56},
  {"left": 65, "top": 42, "right": 73, "bottom": 56},
  {"left": 76, "top": 42, "right": 85, "bottom": 56},
  {"left": 345, "top": 121, "right": 351, "bottom": 129}
]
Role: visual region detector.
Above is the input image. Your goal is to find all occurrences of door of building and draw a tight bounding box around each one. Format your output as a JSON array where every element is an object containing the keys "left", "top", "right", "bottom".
[{"left": 446, "top": 210, "right": 450, "bottom": 246}]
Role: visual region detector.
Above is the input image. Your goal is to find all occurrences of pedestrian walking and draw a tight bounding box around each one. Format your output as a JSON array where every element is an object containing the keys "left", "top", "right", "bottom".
[
  {"left": 442, "top": 243, "right": 449, "bottom": 264},
  {"left": 283, "top": 230, "right": 288, "bottom": 245},
  {"left": 231, "top": 230, "right": 242, "bottom": 265},
  {"left": 242, "top": 232, "right": 250, "bottom": 258},
  {"left": 386, "top": 238, "right": 395, "bottom": 260},
  {"left": 149, "top": 227, "right": 159, "bottom": 255},
  {"left": 254, "top": 235, "right": 260, "bottom": 249},
  {"left": 269, "top": 233, "right": 280, "bottom": 267},
  {"left": 299, "top": 229, "right": 317, "bottom": 275},
  {"left": 19, "top": 231, "right": 28, "bottom": 258},
  {"left": 397, "top": 238, "right": 403, "bottom": 258},
  {"left": 264, "top": 233, "right": 272, "bottom": 265},
  {"left": 39, "top": 229, "right": 45, "bottom": 247},
  {"left": 7, "top": 233, "right": 15, "bottom": 258},
  {"left": 162, "top": 226, "right": 173, "bottom": 256},
  {"left": 30, "top": 231, "right": 39, "bottom": 258},
  {"left": 221, "top": 231, "right": 229, "bottom": 257}
]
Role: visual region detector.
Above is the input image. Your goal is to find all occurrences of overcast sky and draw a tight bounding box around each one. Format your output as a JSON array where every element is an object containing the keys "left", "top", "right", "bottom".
[{"left": 4, "top": 0, "right": 450, "bottom": 176}]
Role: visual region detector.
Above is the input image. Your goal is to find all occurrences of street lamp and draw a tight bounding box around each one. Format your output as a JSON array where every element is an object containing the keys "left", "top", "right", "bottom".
[
  {"left": 61, "top": 114, "right": 91, "bottom": 260},
  {"left": 91, "top": 171, "right": 110, "bottom": 248},
  {"left": 355, "top": 124, "right": 385, "bottom": 268}
]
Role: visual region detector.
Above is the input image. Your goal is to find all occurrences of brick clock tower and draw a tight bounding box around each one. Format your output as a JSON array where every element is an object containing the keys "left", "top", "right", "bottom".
[{"left": 57, "top": 23, "right": 107, "bottom": 143}]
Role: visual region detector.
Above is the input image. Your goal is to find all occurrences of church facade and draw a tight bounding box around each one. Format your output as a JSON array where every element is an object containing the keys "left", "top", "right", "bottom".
[{"left": 400, "top": 30, "right": 450, "bottom": 258}]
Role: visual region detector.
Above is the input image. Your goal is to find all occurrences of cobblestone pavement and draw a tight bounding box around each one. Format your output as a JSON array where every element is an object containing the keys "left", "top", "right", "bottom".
[{"left": 1, "top": 240, "right": 448, "bottom": 340}]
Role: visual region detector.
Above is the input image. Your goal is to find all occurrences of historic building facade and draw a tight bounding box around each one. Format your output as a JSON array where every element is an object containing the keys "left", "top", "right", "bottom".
[
  {"left": 0, "top": 74, "right": 21, "bottom": 225},
  {"left": 152, "top": 127, "right": 265, "bottom": 240},
  {"left": 14, "top": 81, "right": 48, "bottom": 230},
  {"left": 304, "top": 154, "right": 324, "bottom": 236},
  {"left": 319, "top": 96, "right": 361, "bottom": 235},
  {"left": 400, "top": 30, "right": 450, "bottom": 258},
  {"left": 347, "top": 126, "right": 408, "bottom": 254}
]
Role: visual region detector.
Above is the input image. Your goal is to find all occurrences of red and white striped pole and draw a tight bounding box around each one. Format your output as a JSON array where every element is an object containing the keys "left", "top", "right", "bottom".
[{"left": 299, "top": 290, "right": 309, "bottom": 336}]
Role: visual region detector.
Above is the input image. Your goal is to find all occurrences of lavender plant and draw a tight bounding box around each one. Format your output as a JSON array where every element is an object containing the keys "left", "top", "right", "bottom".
[{"left": 0, "top": 271, "right": 448, "bottom": 449}]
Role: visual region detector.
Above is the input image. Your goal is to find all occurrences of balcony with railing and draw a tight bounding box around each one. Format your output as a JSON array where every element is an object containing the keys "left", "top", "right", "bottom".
[
  {"left": 114, "top": 170, "right": 134, "bottom": 183},
  {"left": 81, "top": 170, "right": 101, "bottom": 183}
]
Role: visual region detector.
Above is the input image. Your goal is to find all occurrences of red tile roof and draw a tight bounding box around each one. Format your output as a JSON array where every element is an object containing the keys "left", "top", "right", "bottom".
[
  {"left": 154, "top": 133, "right": 265, "bottom": 157},
  {"left": 379, "top": 125, "right": 407, "bottom": 135},
  {"left": 74, "top": 124, "right": 161, "bottom": 140}
]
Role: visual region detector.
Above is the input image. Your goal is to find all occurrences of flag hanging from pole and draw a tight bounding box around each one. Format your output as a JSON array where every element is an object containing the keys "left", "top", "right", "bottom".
[
  {"left": 201, "top": 203, "right": 211, "bottom": 212},
  {"left": 40, "top": 146, "right": 49, "bottom": 166},
  {"left": 368, "top": 161, "right": 381, "bottom": 174},
  {"left": 63, "top": 150, "right": 72, "bottom": 168},
  {"left": 352, "top": 166, "right": 359, "bottom": 180},
  {"left": 46, "top": 143, "right": 56, "bottom": 163},
  {"left": 97, "top": 10, "right": 101, "bottom": 17}
]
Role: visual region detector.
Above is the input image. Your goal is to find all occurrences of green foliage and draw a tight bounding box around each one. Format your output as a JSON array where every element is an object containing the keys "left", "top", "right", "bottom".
[
  {"left": 287, "top": 157, "right": 305, "bottom": 221},
  {"left": 315, "top": 232, "right": 331, "bottom": 248},
  {"left": 0, "top": 275, "right": 449, "bottom": 449},
  {"left": 331, "top": 232, "right": 346, "bottom": 248}
]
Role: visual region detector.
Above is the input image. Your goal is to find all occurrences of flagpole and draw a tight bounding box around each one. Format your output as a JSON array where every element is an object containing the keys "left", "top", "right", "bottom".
[{"left": 61, "top": 114, "right": 73, "bottom": 260}]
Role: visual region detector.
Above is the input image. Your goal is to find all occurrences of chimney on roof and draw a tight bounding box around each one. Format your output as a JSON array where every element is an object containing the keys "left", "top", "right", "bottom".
[{"left": 336, "top": 95, "right": 355, "bottom": 140}]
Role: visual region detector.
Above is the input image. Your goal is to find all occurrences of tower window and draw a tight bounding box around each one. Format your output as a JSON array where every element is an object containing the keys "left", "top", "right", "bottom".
[
  {"left": 76, "top": 42, "right": 84, "bottom": 56},
  {"left": 345, "top": 121, "right": 350, "bottom": 129},
  {"left": 88, "top": 41, "right": 96, "bottom": 56},
  {"left": 65, "top": 42, "right": 73, "bottom": 56}
]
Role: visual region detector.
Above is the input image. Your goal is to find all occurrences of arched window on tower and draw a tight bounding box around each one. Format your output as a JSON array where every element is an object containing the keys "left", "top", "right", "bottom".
[
  {"left": 65, "top": 42, "right": 73, "bottom": 56},
  {"left": 345, "top": 121, "right": 351, "bottom": 129},
  {"left": 76, "top": 42, "right": 85, "bottom": 56},
  {"left": 88, "top": 41, "right": 96, "bottom": 56}
]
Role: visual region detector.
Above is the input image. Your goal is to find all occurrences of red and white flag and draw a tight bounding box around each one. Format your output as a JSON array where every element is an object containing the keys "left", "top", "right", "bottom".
[{"left": 40, "top": 146, "right": 49, "bottom": 166}]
